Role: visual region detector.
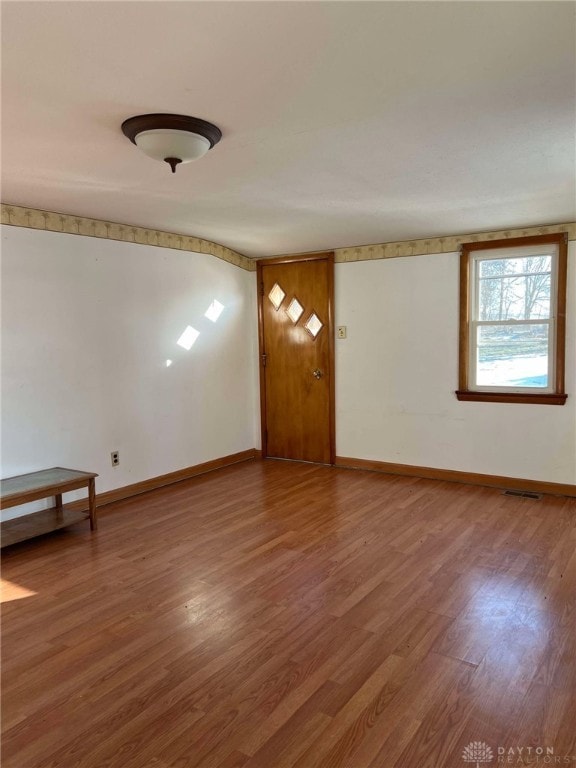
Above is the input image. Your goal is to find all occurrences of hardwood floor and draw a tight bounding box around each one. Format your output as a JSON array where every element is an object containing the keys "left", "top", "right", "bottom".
[{"left": 2, "top": 459, "right": 575, "bottom": 768}]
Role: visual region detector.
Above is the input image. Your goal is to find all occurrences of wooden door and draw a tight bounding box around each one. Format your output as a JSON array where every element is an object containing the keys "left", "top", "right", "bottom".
[{"left": 258, "top": 253, "right": 335, "bottom": 464}]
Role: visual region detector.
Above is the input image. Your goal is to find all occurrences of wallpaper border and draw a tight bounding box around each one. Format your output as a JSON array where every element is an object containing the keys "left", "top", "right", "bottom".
[
  {"left": 0, "top": 203, "right": 256, "bottom": 272},
  {"left": 334, "top": 222, "right": 576, "bottom": 262},
  {"left": 2, "top": 203, "right": 574, "bottom": 268}
]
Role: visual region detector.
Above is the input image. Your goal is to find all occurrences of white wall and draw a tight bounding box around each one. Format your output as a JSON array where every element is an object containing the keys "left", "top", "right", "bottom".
[
  {"left": 1, "top": 226, "right": 258, "bottom": 519},
  {"left": 2, "top": 225, "right": 573, "bottom": 520},
  {"left": 335, "top": 244, "right": 576, "bottom": 484}
]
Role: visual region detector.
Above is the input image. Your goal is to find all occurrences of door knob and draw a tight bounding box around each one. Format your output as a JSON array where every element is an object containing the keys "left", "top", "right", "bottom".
[{"left": 312, "top": 368, "right": 323, "bottom": 379}]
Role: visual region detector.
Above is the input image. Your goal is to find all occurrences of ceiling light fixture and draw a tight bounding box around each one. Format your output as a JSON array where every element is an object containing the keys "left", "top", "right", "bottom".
[{"left": 121, "top": 113, "right": 222, "bottom": 173}]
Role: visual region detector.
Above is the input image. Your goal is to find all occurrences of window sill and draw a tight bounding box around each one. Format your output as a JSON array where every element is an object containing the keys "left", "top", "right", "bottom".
[{"left": 455, "top": 391, "right": 567, "bottom": 405}]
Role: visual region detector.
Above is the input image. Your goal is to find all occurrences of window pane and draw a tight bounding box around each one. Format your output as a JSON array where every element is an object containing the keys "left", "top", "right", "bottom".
[
  {"left": 478, "top": 273, "right": 551, "bottom": 321},
  {"left": 478, "top": 254, "right": 552, "bottom": 278},
  {"left": 476, "top": 324, "right": 549, "bottom": 388}
]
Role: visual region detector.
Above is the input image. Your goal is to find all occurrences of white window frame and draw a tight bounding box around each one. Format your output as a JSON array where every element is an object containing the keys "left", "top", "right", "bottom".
[{"left": 468, "top": 243, "right": 559, "bottom": 394}]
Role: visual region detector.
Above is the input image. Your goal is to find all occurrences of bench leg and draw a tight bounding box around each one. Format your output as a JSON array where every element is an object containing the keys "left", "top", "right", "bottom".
[
  {"left": 55, "top": 493, "right": 63, "bottom": 519},
  {"left": 88, "top": 478, "right": 97, "bottom": 531}
]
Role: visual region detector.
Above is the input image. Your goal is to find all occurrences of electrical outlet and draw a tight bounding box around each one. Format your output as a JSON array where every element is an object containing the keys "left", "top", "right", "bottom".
[
  {"left": 111, "top": 451, "right": 120, "bottom": 467},
  {"left": 337, "top": 326, "right": 347, "bottom": 339}
]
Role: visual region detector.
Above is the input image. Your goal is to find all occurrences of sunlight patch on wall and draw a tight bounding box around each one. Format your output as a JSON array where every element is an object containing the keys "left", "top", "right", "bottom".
[
  {"left": 204, "top": 300, "right": 224, "bottom": 323},
  {"left": 176, "top": 326, "right": 200, "bottom": 350}
]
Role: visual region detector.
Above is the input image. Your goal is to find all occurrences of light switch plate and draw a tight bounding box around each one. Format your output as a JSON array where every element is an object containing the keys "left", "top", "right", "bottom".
[{"left": 337, "top": 326, "right": 347, "bottom": 339}]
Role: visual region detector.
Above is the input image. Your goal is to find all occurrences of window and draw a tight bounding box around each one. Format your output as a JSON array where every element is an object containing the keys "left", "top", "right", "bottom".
[{"left": 457, "top": 233, "right": 567, "bottom": 405}]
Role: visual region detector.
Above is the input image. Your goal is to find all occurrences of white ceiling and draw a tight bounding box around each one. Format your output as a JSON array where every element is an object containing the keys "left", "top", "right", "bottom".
[{"left": 2, "top": 1, "right": 575, "bottom": 258}]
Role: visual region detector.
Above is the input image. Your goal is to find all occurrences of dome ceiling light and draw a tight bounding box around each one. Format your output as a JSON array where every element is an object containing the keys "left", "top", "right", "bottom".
[{"left": 121, "top": 113, "right": 222, "bottom": 173}]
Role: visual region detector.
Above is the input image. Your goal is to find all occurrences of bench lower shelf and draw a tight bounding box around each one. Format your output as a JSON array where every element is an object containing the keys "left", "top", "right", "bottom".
[{"left": 1, "top": 508, "right": 91, "bottom": 548}]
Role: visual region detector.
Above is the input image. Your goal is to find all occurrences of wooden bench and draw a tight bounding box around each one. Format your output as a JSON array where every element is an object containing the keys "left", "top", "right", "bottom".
[{"left": 0, "top": 467, "right": 98, "bottom": 548}]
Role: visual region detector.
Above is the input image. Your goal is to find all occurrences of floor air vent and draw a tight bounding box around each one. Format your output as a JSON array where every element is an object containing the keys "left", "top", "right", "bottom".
[{"left": 502, "top": 489, "right": 542, "bottom": 500}]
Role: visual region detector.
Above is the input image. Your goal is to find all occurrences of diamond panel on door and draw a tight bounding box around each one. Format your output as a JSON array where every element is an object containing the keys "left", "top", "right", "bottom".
[
  {"left": 268, "top": 283, "right": 286, "bottom": 311},
  {"left": 304, "top": 312, "right": 323, "bottom": 339},
  {"left": 286, "top": 297, "right": 304, "bottom": 324}
]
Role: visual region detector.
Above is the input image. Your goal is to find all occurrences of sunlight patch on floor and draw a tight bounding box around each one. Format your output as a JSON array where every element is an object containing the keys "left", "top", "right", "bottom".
[{"left": 0, "top": 578, "right": 37, "bottom": 603}]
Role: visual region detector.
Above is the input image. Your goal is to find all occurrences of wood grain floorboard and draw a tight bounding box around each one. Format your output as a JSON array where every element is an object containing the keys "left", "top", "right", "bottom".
[{"left": 2, "top": 459, "right": 575, "bottom": 767}]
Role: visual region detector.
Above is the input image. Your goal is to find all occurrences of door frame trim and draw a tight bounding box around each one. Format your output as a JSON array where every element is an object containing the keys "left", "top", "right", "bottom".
[{"left": 257, "top": 251, "right": 336, "bottom": 464}]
